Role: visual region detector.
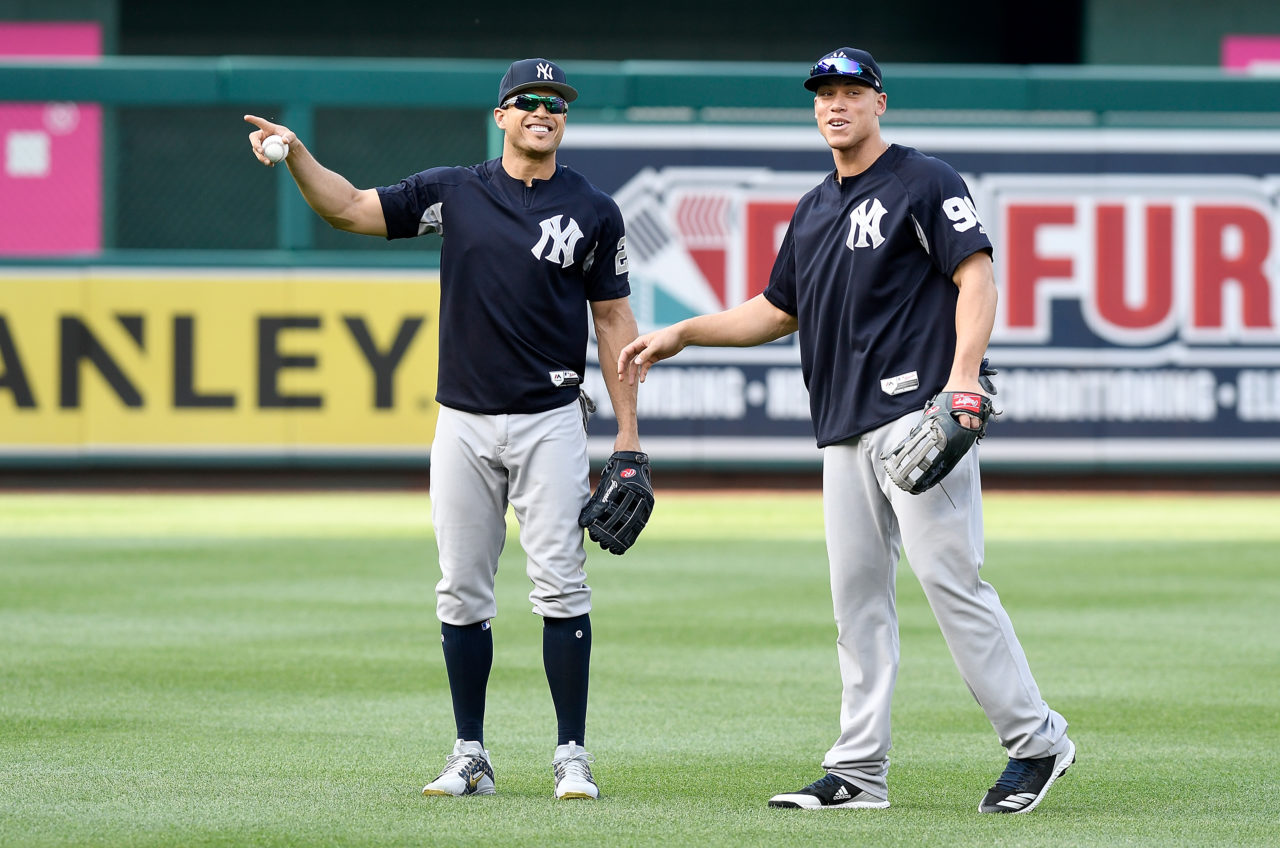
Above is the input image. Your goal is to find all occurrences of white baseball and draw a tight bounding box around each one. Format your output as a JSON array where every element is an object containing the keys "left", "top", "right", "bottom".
[{"left": 262, "top": 134, "right": 288, "bottom": 164}]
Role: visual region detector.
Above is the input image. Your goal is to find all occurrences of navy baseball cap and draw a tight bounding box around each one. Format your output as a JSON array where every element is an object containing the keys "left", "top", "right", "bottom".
[
  {"left": 498, "top": 58, "right": 579, "bottom": 104},
  {"left": 804, "top": 48, "right": 883, "bottom": 92}
]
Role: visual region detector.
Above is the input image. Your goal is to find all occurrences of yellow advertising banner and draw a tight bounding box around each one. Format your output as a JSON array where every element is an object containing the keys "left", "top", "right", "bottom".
[{"left": 0, "top": 268, "right": 440, "bottom": 457}]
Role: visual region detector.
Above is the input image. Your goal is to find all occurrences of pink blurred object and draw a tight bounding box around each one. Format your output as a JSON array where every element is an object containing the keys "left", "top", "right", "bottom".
[
  {"left": 0, "top": 22, "right": 102, "bottom": 255},
  {"left": 1221, "top": 35, "right": 1280, "bottom": 71}
]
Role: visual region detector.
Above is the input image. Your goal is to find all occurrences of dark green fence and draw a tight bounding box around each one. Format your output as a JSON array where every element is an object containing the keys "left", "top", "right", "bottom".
[{"left": 3, "top": 56, "right": 1280, "bottom": 262}]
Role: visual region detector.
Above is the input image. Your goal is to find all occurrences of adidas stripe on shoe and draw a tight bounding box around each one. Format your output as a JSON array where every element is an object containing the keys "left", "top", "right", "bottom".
[
  {"left": 979, "top": 737, "right": 1075, "bottom": 814},
  {"left": 422, "top": 739, "right": 495, "bottom": 797},
  {"left": 768, "top": 773, "right": 889, "bottom": 810}
]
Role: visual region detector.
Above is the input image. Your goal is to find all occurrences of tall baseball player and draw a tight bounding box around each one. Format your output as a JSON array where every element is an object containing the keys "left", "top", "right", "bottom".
[
  {"left": 619, "top": 48, "right": 1073, "bottom": 814},
  {"left": 245, "top": 57, "right": 653, "bottom": 801}
]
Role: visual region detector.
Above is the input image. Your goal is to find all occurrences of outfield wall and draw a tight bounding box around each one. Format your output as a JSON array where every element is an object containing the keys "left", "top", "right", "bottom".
[
  {"left": 2, "top": 58, "right": 1279, "bottom": 472},
  {"left": 0, "top": 268, "right": 439, "bottom": 466},
  {"left": 568, "top": 124, "right": 1280, "bottom": 472}
]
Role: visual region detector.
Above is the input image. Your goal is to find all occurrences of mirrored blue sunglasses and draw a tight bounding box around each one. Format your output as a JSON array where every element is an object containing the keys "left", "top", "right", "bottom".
[
  {"left": 809, "top": 57, "right": 881, "bottom": 90},
  {"left": 501, "top": 93, "right": 569, "bottom": 114}
]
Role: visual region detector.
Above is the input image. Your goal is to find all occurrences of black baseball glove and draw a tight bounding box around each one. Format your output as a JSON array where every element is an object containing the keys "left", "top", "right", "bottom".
[
  {"left": 578, "top": 451, "right": 654, "bottom": 555},
  {"left": 881, "top": 390, "right": 995, "bottom": 495}
]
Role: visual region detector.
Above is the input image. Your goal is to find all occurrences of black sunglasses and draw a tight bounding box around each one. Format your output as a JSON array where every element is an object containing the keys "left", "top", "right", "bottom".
[
  {"left": 809, "top": 57, "right": 881, "bottom": 90},
  {"left": 500, "top": 93, "right": 569, "bottom": 115}
]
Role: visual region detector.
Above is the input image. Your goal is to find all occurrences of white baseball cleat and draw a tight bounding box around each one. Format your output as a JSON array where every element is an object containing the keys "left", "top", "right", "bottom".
[
  {"left": 552, "top": 741, "right": 599, "bottom": 800},
  {"left": 422, "top": 739, "right": 495, "bottom": 797}
]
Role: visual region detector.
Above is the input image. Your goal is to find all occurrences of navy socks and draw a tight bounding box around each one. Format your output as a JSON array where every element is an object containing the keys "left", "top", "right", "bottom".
[
  {"left": 440, "top": 621, "right": 492, "bottom": 745},
  {"left": 440, "top": 614, "right": 591, "bottom": 748},
  {"left": 543, "top": 613, "right": 592, "bottom": 746}
]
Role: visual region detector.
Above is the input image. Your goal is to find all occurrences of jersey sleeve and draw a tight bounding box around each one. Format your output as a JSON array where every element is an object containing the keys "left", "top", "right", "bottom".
[
  {"left": 762, "top": 215, "right": 799, "bottom": 316},
  {"left": 375, "top": 166, "right": 464, "bottom": 240},
  {"left": 908, "top": 158, "right": 993, "bottom": 277},
  {"left": 584, "top": 193, "right": 631, "bottom": 302}
]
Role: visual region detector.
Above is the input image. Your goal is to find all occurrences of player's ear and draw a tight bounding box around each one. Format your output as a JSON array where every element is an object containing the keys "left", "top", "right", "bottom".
[
  {"left": 494, "top": 107, "right": 506, "bottom": 129},
  {"left": 876, "top": 93, "right": 887, "bottom": 116}
]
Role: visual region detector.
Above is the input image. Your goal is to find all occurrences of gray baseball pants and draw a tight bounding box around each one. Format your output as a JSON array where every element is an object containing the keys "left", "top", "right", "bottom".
[
  {"left": 820, "top": 410, "right": 1069, "bottom": 800},
  {"left": 430, "top": 401, "right": 592, "bottom": 625}
]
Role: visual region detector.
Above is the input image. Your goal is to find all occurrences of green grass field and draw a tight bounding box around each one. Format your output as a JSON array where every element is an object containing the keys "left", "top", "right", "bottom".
[{"left": 1, "top": 490, "right": 1277, "bottom": 847}]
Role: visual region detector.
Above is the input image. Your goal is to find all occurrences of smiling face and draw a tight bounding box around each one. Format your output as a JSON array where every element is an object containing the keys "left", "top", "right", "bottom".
[
  {"left": 495, "top": 86, "right": 567, "bottom": 166},
  {"left": 813, "top": 79, "right": 886, "bottom": 158}
]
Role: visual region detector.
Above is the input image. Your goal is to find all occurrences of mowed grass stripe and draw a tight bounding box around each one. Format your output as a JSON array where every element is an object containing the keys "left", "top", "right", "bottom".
[{"left": 0, "top": 492, "right": 1276, "bottom": 847}]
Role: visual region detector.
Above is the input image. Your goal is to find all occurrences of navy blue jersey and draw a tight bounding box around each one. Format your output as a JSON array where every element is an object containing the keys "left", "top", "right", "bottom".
[
  {"left": 764, "top": 145, "right": 992, "bottom": 446},
  {"left": 378, "top": 158, "right": 630, "bottom": 414}
]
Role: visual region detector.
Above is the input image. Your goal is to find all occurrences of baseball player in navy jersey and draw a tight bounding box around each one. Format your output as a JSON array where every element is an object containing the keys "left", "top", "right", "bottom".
[
  {"left": 619, "top": 48, "right": 1074, "bottom": 814},
  {"left": 245, "top": 57, "right": 641, "bottom": 801}
]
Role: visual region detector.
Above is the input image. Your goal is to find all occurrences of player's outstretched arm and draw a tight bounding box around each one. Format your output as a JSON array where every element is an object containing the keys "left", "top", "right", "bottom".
[
  {"left": 243, "top": 114, "right": 387, "bottom": 237},
  {"left": 618, "top": 294, "right": 797, "bottom": 385},
  {"left": 616, "top": 324, "right": 685, "bottom": 386}
]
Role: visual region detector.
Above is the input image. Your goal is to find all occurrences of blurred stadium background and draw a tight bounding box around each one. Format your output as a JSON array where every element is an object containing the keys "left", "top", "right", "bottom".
[{"left": 3, "top": 0, "right": 1280, "bottom": 488}]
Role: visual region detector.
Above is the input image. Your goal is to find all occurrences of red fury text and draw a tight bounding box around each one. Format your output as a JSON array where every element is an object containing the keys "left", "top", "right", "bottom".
[{"left": 995, "top": 189, "right": 1278, "bottom": 345}]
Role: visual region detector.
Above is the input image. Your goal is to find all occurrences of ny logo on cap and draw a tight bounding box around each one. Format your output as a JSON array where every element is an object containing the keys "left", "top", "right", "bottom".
[{"left": 537, "top": 62, "right": 554, "bottom": 80}]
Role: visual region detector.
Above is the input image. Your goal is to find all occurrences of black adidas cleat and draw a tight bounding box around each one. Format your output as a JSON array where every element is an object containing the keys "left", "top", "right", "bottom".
[
  {"left": 979, "top": 738, "right": 1075, "bottom": 814},
  {"left": 768, "top": 772, "right": 889, "bottom": 810}
]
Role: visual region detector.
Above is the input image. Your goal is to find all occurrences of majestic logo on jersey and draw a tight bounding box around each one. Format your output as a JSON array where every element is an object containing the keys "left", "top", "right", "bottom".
[
  {"left": 880, "top": 371, "right": 919, "bottom": 396},
  {"left": 537, "top": 62, "right": 554, "bottom": 81},
  {"left": 549, "top": 369, "right": 580, "bottom": 387},
  {"left": 532, "top": 215, "right": 584, "bottom": 268},
  {"left": 846, "top": 197, "right": 888, "bottom": 250}
]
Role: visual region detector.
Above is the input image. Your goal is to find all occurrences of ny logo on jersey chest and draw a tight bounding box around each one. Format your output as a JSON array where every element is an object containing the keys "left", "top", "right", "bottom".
[
  {"left": 846, "top": 197, "right": 887, "bottom": 250},
  {"left": 532, "top": 215, "right": 584, "bottom": 268}
]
